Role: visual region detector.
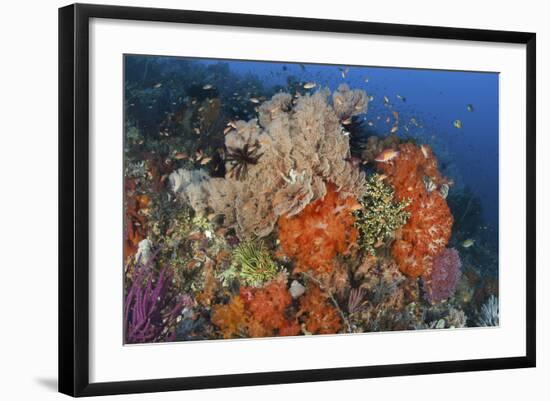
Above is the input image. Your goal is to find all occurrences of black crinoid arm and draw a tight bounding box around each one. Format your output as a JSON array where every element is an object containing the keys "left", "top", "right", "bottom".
[{"left": 225, "top": 141, "right": 264, "bottom": 181}]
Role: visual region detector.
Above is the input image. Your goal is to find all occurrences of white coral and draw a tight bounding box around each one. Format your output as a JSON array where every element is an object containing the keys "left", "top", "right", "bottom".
[
  {"left": 172, "top": 86, "right": 369, "bottom": 239},
  {"left": 477, "top": 295, "right": 499, "bottom": 327}
]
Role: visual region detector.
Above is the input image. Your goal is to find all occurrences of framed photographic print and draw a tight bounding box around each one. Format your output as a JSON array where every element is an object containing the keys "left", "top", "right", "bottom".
[{"left": 58, "top": 3, "right": 536, "bottom": 397}]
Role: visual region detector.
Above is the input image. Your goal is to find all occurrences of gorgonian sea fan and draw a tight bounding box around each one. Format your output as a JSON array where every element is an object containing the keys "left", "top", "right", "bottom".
[
  {"left": 124, "top": 262, "right": 191, "bottom": 344},
  {"left": 422, "top": 248, "right": 462, "bottom": 304}
]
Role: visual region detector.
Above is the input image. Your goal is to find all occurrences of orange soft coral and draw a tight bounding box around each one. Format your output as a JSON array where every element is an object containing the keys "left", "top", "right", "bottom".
[
  {"left": 298, "top": 284, "right": 342, "bottom": 334},
  {"left": 124, "top": 178, "right": 151, "bottom": 262},
  {"left": 241, "top": 276, "right": 300, "bottom": 337},
  {"left": 278, "top": 183, "right": 359, "bottom": 274},
  {"left": 377, "top": 143, "right": 453, "bottom": 278},
  {"left": 211, "top": 276, "right": 300, "bottom": 338},
  {"left": 211, "top": 296, "right": 248, "bottom": 339}
]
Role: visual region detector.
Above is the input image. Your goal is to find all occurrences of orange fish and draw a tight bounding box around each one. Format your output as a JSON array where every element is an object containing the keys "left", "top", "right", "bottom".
[{"left": 374, "top": 149, "right": 400, "bottom": 163}]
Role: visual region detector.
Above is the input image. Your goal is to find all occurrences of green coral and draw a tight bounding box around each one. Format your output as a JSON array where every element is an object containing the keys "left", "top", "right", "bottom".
[
  {"left": 222, "top": 240, "right": 280, "bottom": 287},
  {"left": 353, "top": 174, "right": 411, "bottom": 256}
]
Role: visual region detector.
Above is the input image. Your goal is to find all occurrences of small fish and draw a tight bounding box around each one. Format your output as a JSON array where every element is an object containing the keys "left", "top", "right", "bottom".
[
  {"left": 374, "top": 149, "right": 400, "bottom": 163},
  {"left": 303, "top": 82, "right": 316, "bottom": 89},
  {"left": 383, "top": 95, "right": 390, "bottom": 104},
  {"left": 390, "top": 125, "right": 399, "bottom": 134},
  {"left": 174, "top": 152, "right": 188, "bottom": 160},
  {"left": 422, "top": 175, "right": 437, "bottom": 193},
  {"left": 420, "top": 144, "right": 430, "bottom": 159},
  {"left": 367, "top": 121, "right": 374, "bottom": 127},
  {"left": 339, "top": 66, "right": 349, "bottom": 78},
  {"left": 396, "top": 94, "right": 406, "bottom": 102},
  {"left": 193, "top": 128, "right": 201, "bottom": 135},
  {"left": 392, "top": 111, "right": 399, "bottom": 121},
  {"left": 202, "top": 84, "right": 213, "bottom": 90},
  {"left": 453, "top": 119, "right": 462, "bottom": 129},
  {"left": 223, "top": 126, "right": 232, "bottom": 135},
  {"left": 342, "top": 117, "right": 353, "bottom": 125},
  {"left": 200, "top": 156, "right": 212, "bottom": 165},
  {"left": 249, "top": 97, "right": 260, "bottom": 104},
  {"left": 439, "top": 183, "right": 449, "bottom": 199},
  {"left": 462, "top": 239, "right": 475, "bottom": 248},
  {"left": 467, "top": 104, "right": 474, "bottom": 112},
  {"left": 153, "top": 83, "right": 162, "bottom": 89},
  {"left": 369, "top": 95, "right": 375, "bottom": 102},
  {"left": 364, "top": 77, "right": 369, "bottom": 83},
  {"left": 227, "top": 121, "right": 237, "bottom": 129}
]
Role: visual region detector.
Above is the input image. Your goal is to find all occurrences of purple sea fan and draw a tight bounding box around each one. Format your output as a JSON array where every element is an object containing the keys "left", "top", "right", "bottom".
[
  {"left": 124, "top": 264, "right": 192, "bottom": 344},
  {"left": 422, "top": 248, "right": 462, "bottom": 304}
]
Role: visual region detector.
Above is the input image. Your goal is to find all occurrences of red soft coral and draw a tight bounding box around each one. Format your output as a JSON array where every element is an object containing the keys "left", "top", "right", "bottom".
[
  {"left": 377, "top": 143, "right": 453, "bottom": 278},
  {"left": 211, "top": 276, "right": 300, "bottom": 338},
  {"left": 278, "top": 183, "right": 359, "bottom": 274},
  {"left": 298, "top": 284, "right": 342, "bottom": 334},
  {"left": 242, "top": 276, "right": 300, "bottom": 337}
]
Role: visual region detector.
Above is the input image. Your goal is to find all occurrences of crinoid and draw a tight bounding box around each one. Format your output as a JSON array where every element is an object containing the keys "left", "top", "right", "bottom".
[{"left": 225, "top": 142, "right": 263, "bottom": 181}]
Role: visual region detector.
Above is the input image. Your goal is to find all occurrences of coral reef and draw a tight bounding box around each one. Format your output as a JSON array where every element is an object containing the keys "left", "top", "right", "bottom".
[
  {"left": 171, "top": 85, "right": 368, "bottom": 239},
  {"left": 122, "top": 56, "right": 499, "bottom": 343},
  {"left": 278, "top": 184, "right": 360, "bottom": 274},
  {"left": 353, "top": 174, "right": 411, "bottom": 256},
  {"left": 422, "top": 248, "right": 462, "bottom": 304},
  {"left": 377, "top": 143, "right": 453, "bottom": 278}
]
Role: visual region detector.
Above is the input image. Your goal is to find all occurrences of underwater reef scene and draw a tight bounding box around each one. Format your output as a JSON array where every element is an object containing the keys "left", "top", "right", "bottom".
[{"left": 123, "top": 55, "right": 499, "bottom": 344}]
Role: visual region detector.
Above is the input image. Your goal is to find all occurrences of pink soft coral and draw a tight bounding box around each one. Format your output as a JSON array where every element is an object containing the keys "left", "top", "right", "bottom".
[{"left": 422, "top": 248, "right": 462, "bottom": 304}]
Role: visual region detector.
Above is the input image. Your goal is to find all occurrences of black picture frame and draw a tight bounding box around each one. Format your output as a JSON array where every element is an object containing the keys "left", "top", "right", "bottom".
[{"left": 59, "top": 3, "right": 536, "bottom": 397}]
